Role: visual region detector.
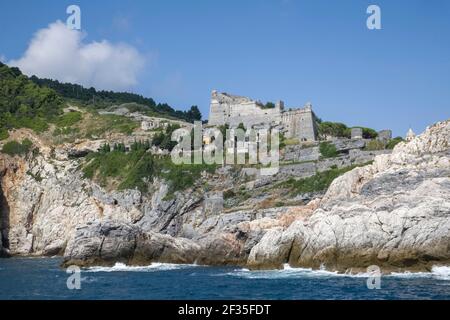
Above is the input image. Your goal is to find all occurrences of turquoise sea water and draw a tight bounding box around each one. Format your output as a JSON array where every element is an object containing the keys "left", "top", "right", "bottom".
[{"left": 0, "top": 257, "right": 449, "bottom": 300}]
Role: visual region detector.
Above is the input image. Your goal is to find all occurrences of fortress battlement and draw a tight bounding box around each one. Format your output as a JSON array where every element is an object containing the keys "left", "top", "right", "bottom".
[{"left": 208, "top": 91, "right": 318, "bottom": 141}]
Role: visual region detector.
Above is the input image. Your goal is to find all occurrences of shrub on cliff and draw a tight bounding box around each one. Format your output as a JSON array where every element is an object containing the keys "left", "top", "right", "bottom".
[
  {"left": 358, "top": 127, "right": 378, "bottom": 139},
  {"left": 318, "top": 122, "right": 378, "bottom": 140},
  {"left": 223, "top": 189, "right": 236, "bottom": 199},
  {"left": 151, "top": 124, "right": 181, "bottom": 151},
  {"left": 386, "top": 136, "right": 404, "bottom": 149},
  {"left": 53, "top": 111, "right": 82, "bottom": 127},
  {"left": 319, "top": 142, "right": 338, "bottom": 158},
  {"left": 1, "top": 139, "right": 33, "bottom": 156},
  {"left": 0, "top": 128, "right": 8, "bottom": 140},
  {"left": 318, "top": 122, "right": 350, "bottom": 138},
  {"left": 282, "top": 163, "right": 372, "bottom": 195},
  {"left": 262, "top": 102, "right": 275, "bottom": 109},
  {"left": 83, "top": 148, "right": 217, "bottom": 193},
  {"left": 364, "top": 140, "right": 385, "bottom": 151}
]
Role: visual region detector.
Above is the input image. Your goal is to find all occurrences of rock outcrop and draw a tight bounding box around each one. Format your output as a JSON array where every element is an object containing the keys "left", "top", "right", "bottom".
[
  {"left": 63, "top": 220, "right": 201, "bottom": 267},
  {"left": 248, "top": 120, "right": 450, "bottom": 272},
  {"left": 62, "top": 201, "right": 318, "bottom": 267}
]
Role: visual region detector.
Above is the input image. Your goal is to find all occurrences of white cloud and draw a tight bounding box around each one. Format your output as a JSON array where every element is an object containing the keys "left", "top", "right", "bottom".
[{"left": 9, "top": 21, "right": 146, "bottom": 91}]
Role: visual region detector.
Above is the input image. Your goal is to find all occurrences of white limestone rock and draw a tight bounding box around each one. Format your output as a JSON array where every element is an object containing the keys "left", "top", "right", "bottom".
[{"left": 248, "top": 120, "right": 450, "bottom": 272}]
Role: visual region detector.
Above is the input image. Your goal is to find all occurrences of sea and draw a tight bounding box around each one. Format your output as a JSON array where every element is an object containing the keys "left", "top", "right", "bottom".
[{"left": 0, "top": 257, "right": 449, "bottom": 300}]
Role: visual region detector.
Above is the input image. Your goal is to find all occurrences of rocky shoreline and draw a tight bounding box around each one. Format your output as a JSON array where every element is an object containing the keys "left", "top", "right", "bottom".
[{"left": 1, "top": 120, "right": 450, "bottom": 274}]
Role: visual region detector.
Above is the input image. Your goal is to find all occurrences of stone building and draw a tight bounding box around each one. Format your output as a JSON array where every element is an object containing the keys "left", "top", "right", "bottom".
[
  {"left": 406, "top": 128, "right": 416, "bottom": 141},
  {"left": 208, "top": 90, "right": 318, "bottom": 141},
  {"left": 351, "top": 128, "right": 363, "bottom": 139},
  {"left": 377, "top": 130, "right": 392, "bottom": 143},
  {"left": 141, "top": 119, "right": 166, "bottom": 131}
]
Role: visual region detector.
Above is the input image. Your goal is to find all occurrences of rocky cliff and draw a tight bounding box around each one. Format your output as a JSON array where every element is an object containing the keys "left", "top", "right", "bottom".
[
  {"left": 0, "top": 129, "right": 308, "bottom": 266},
  {"left": 1, "top": 120, "right": 449, "bottom": 273},
  {"left": 248, "top": 120, "right": 450, "bottom": 272}
]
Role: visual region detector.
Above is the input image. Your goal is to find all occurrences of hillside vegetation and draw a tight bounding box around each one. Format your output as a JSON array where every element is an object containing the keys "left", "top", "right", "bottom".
[
  {"left": 0, "top": 62, "right": 63, "bottom": 138},
  {"left": 318, "top": 121, "right": 378, "bottom": 139},
  {"left": 0, "top": 62, "right": 202, "bottom": 141},
  {"left": 31, "top": 76, "right": 201, "bottom": 123},
  {"left": 83, "top": 144, "right": 217, "bottom": 193}
]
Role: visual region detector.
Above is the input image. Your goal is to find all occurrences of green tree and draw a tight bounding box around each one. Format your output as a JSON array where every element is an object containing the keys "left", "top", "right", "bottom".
[
  {"left": 356, "top": 127, "right": 378, "bottom": 139},
  {"left": 263, "top": 102, "right": 275, "bottom": 109},
  {"left": 386, "top": 137, "right": 403, "bottom": 149},
  {"left": 186, "top": 105, "right": 202, "bottom": 121},
  {"left": 100, "top": 143, "right": 111, "bottom": 153},
  {"left": 318, "top": 122, "right": 350, "bottom": 138},
  {"left": 237, "top": 122, "right": 246, "bottom": 130},
  {"left": 1, "top": 139, "right": 33, "bottom": 156},
  {"left": 319, "top": 142, "right": 338, "bottom": 158}
]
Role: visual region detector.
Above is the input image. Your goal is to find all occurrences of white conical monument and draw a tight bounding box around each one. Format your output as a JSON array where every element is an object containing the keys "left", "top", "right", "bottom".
[{"left": 405, "top": 128, "right": 416, "bottom": 141}]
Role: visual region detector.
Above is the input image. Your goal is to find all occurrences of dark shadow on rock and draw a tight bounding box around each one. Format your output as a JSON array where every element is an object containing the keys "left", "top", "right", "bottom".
[{"left": 0, "top": 169, "right": 10, "bottom": 257}]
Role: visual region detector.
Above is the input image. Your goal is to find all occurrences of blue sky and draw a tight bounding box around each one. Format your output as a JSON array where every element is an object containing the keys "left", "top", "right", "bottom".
[{"left": 0, "top": 0, "right": 449, "bottom": 137}]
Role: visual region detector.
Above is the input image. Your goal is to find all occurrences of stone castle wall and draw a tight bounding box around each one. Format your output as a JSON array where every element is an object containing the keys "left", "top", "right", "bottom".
[
  {"left": 281, "top": 105, "right": 318, "bottom": 141},
  {"left": 208, "top": 91, "right": 281, "bottom": 128},
  {"left": 208, "top": 91, "right": 318, "bottom": 141}
]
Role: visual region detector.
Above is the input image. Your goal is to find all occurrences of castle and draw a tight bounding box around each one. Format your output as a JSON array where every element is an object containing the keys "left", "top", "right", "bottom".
[{"left": 208, "top": 90, "right": 318, "bottom": 141}]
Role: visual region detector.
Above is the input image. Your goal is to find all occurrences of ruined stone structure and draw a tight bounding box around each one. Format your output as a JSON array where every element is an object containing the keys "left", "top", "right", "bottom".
[
  {"left": 351, "top": 128, "right": 363, "bottom": 139},
  {"left": 377, "top": 130, "right": 392, "bottom": 143},
  {"left": 141, "top": 119, "right": 167, "bottom": 131},
  {"left": 208, "top": 91, "right": 318, "bottom": 141}
]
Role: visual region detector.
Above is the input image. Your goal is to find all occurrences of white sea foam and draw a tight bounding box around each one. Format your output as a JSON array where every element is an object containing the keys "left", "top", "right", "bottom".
[
  {"left": 430, "top": 266, "right": 450, "bottom": 280},
  {"left": 389, "top": 266, "right": 450, "bottom": 280},
  {"left": 228, "top": 264, "right": 450, "bottom": 280},
  {"left": 226, "top": 264, "right": 364, "bottom": 279},
  {"left": 84, "top": 262, "right": 199, "bottom": 273},
  {"left": 83, "top": 262, "right": 450, "bottom": 280}
]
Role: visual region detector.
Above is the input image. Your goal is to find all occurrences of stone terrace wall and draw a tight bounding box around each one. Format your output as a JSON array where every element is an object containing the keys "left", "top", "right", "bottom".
[{"left": 244, "top": 149, "right": 392, "bottom": 186}]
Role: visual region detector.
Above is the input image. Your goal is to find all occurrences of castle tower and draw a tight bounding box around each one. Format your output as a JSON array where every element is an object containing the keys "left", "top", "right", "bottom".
[
  {"left": 208, "top": 90, "right": 227, "bottom": 126},
  {"left": 297, "top": 103, "right": 318, "bottom": 142},
  {"left": 351, "top": 128, "right": 363, "bottom": 139},
  {"left": 405, "top": 128, "right": 416, "bottom": 141},
  {"left": 276, "top": 100, "right": 284, "bottom": 110}
]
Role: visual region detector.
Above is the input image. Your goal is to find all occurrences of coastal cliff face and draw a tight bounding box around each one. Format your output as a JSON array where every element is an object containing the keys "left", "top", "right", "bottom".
[
  {"left": 1, "top": 120, "right": 449, "bottom": 272},
  {"left": 0, "top": 130, "right": 301, "bottom": 265},
  {"left": 248, "top": 120, "right": 450, "bottom": 272},
  {"left": 0, "top": 131, "right": 136, "bottom": 256}
]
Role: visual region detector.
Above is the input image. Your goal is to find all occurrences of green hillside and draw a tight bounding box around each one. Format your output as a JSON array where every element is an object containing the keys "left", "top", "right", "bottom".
[
  {"left": 0, "top": 61, "right": 201, "bottom": 140},
  {"left": 30, "top": 76, "right": 201, "bottom": 123},
  {"left": 0, "top": 62, "right": 63, "bottom": 138}
]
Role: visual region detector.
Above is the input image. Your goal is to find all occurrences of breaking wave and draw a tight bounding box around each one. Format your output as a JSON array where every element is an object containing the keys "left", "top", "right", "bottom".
[
  {"left": 389, "top": 266, "right": 450, "bottom": 281},
  {"left": 85, "top": 262, "right": 199, "bottom": 273},
  {"left": 224, "top": 264, "right": 368, "bottom": 279},
  {"left": 227, "top": 264, "right": 450, "bottom": 280}
]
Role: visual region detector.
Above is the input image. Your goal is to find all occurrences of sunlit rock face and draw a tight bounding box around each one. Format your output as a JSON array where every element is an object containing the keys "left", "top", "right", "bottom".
[
  {"left": 248, "top": 120, "right": 450, "bottom": 272},
  {"left": 2, "top": 120, "right": 450, "bottom": 273}
]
